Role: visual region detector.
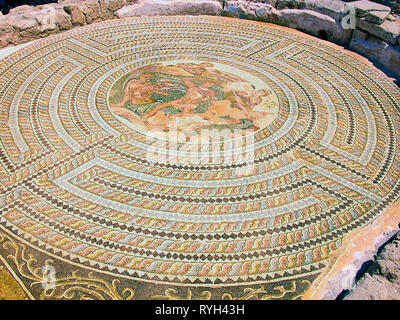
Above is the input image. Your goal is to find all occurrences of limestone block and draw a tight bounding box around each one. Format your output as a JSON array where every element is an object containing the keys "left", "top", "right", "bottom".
[
  {"left": 224, "top": 0, "right": 258, "bottom": 20},
  {"left": 7, "top": 5, "right": 40, "bottom": 31},
  {"left": 80, "top": 0, "right": 102, "bottom": 23},
  {"left": 60, "top": 0, "right": 102, "bottom": 24},
  {"left": 302, "top": 0, "right": 346, "bottom": 21},
  {"left": 253, "top": 2, "right": 281, "bottom": 22},
  {"left": 37, "top": 4, "right": 73, "bottom": 32},
  {"left": 349, "top": 0, "right": 391, "bottom": 24},
  {"left": 5, "top": 5, "right": 43, "bottom": 42},
  {"left": 277, "top": 9, "right": 352, "bottom": 44},
  {"left": 100, "top": 0, "right": 126, "bottom": 20},
  {"left": 0, "top": 17, "right": 18, "bottom": 48},
  {"left": 350, "top": 35, "right": 388, "bottom": 62},
  {"left": 63, "top": 3, "right": 86, "bottom": 26},
  {"left": 352, "top": 28, "right": 369, "bottom": 41},
  {"left": 350, "top": 36, "right": 400, "bottom": 78},
  {"left": 224, "top": 0, "right": 281, "bottom": 23},
  {"left": 116, "top": 0, "right": 222, "bottom": 19},
  {"left": 357, "top": 18, "right": 400, "bottom": 45}
]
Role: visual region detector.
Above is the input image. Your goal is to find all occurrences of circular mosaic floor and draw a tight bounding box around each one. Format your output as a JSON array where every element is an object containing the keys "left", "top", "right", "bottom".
[{"left": 0, "top": 16, "right": 400, "bottom": 300}]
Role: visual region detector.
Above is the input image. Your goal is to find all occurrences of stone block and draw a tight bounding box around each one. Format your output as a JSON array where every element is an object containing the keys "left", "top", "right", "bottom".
[
  {"left": 224, "top": 1, "right": 280, "bottom": 22},
  {"left": 60, "top": 0, "right": 102, "bottom": 24},
  {"left": 352, "top": 28, "right": 369, "bottom": 40},
  {"left": 100, "top": 0, "right": 126, "bottom": 20},
  {"left": 0, "top": 16, "right": 18, "bottom": 48},
  {"left": 357, "top": 18, "right": 400, "bottom": 45},
  {"left": 277, "top": 9, "right": 352, "bottom": 44},
  {"left": 116, "top": 0, "right": 222, "bottom": 19},
  {"left": 350, "top": 36, "right": 400, "bottom": 78},
  {"left": 349, "top": 0, "right": 391, "bottom": 24},
  {"left": 303, "top": 0, "right": 347, "bottom": 21}
]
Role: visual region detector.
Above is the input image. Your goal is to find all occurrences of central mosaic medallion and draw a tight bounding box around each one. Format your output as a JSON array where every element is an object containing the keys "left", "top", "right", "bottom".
[
  {"left": 108, "top": 61, "right": 279, "bottom": 142},
  {"left": 0, "top": 16, "right": 400, "bottom": 300}
]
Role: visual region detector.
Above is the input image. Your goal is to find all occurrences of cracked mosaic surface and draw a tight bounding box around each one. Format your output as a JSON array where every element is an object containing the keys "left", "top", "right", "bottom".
[{"left": 0, "top": 16, "right": 400, "bottom": 299}]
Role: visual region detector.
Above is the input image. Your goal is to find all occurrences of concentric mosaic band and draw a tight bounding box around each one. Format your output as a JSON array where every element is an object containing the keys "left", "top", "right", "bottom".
[{"left": 0, "top": 15, "right": 400, "bottom": 300}]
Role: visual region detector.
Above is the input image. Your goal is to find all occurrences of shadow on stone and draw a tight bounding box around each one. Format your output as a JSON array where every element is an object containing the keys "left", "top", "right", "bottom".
[
  {"left": 318, "top": 30, "right": 328, "bottom": 41},
  {"left": 335, "top": 289, "right": 350, "bottom": 300},
  {"left": 355, "top": 260, "right": 374, "bottom": 282}
]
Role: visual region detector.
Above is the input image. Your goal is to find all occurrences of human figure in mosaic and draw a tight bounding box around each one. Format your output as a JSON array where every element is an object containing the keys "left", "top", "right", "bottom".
[{"left": 109, "top": 62, "right": 277, "bottom": 133}]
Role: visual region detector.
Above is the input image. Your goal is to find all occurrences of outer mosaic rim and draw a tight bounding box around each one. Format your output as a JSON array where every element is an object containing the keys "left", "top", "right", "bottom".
[{"left": 0, "top": 15, "right": 400, "bottom": 299}]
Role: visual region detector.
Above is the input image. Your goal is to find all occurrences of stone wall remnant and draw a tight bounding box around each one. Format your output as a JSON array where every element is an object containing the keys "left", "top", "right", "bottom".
[{"left": 0, "top": 0, "right": 399, "bottom": 79}]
